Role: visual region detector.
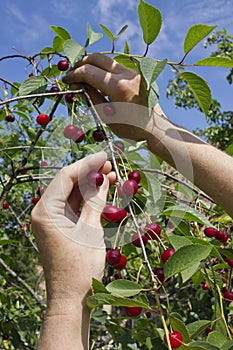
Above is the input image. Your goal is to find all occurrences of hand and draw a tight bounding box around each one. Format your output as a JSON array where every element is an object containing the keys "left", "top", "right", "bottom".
[
  {"left": 31, "top": 151, "right": 115, "bottom": 307},
  {"left": 62, "top": 53, "right": 162, "bottom": 142}
]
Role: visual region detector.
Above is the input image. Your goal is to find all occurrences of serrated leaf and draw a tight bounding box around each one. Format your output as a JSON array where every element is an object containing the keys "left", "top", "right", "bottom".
[
  {"left": 50, "top": 25, "right": 71, "bottom": 41},
  {"left": 168, "top": 235, "right": 192, "bottom": 250},
  {"left": 140, "top": 58, "right": 167, "bottom": 90},
  {"left": 164, "top": 244, "right": 212, "bottom": 279},
  {"left": 99, "top": 24, "right": 115, "bottom": 42},
  {"left": 180, "top": 72, "right": 211, "bottom": 116},
  {"left": 184, "top": 24, "right": 217, "bottom": 54},
  {"left": 186, "top": 320, "right": 212, "bottom": 338},
  {"left": 181, "top": 263, "right": 200, "bottom": 283},
  {"left": 162, "top": 204, "right": 212, "bottom": 226},
  {"left": 106, "top": 280, "right": 142, "bottom": 297},
  {"left": 195, "top": 57, "right": 233, "bottom": 68},
  {"left": 87, "top": 293, "right": 150, "bottom": 309},
  {"left": 86, "top": 24, "right": 103, "bottom": 46},
  {"left": 148, "top": 82, "right": 159, "bottom": 111},
  {"left": 92, "top": 278, "right": 109, "bottom": 294},
  {"left": 63, "top": 39, "right": 85, "bottom": 65},
  {"left": 221, "top": 340, "right": 233, "bottom": 350},
  {"left": 18, "top": 76, "right": 47, "bottom": 96},
  {"left": 138, "top": 0, "right": 162, "bottom": 45},
  {"left": 207, "top": 331, "right": 227, "bottom": 348}
]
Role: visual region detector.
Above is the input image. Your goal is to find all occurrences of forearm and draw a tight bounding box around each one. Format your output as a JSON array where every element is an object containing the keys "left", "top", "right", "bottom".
[
  {"left": 37, "top": 299, "right": 91, "bottom": 350},
  {"left": 146, "top": 109, "right": 233, "bottom": 217}
]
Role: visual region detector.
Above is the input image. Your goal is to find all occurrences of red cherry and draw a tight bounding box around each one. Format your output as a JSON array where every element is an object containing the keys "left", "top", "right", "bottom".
[
  {"left": 225, "top": 258, "right": 233, "bottom": 268},
  {"left": 28, "top": 72, "right": 34, "bottom": 77},
  {"left": 124, "top": 306, "right": 142, "bottom": 317},
  {"left": 132, "top": 232, "right": 148, "bottom": 248},
  {"left": 74, "top": 128, "right": 85, "bottom": 143},
  {"left": 65, "top": 93, "right": 75, "bottom": 103},
  {"left": 122, "top": 179, "right": 138, "bottom": 197},
  {"left": 202, "top": 283, "right": 209, "bottom": 290},
  {"left": 155, "top": 267, "right": 165, "bottom": 283},
  {"left": 20, "top": 169, "right": 27, "bottom": 175},
  {"left": 204, "top": 227, "right": 217, "bottom": 238},
  {"left": 32, "top": 197, "right": 40, "bottom": 205},
  {"left": 106, "top": 249, "right": 122, "bottom": 266},
  {"left": 161, "top": 248, "right": 175, "bottom": 264},
  {"left": 215, "top": 230, "right": 229, "bottom": 243},
  {"left": 2, "top": 202, "right": 9, "bottom": 209},
  {"left": 128, "top": 171, "right": 141, "bottom": 184},
  {"left": 146, "top": 222, "right": 161, "bottom": 240},
  {"left": 41, "top": 160, "right": 48, "bottom": 167},
  {"left": 103, "top": 104, "right": 115, "bottom": 116},
  {"left": 224, "top": 290, "right": 233, "bottom": 301},
  {"left": 5, "top": 114, "right": 15, "bottom": 122},
  {"left": 205, "top": 327, "right": 214, "bottom": 336},
  {"left": 164, "top": 331, "right": 183, "bottom": 349},
  {"left": 102, "top": 205, "right": 127, "bottom": 223},
  {"left": 3, "top": 334, "right": 9, "bottom": 341},
  {"left": 93, "top": 128, "right": 105, "bottom": 142},
  {"left": 57, "top": 59, "right": 69, "bottom": 71},
  {"left": 37, "top": 187, "right": 44, "bottom": 196},
  {"left": 63, "top": 125, "right": 79, "bottom": 139},
  {"left": 36, "top": 113, "right": 50, "bottom": 126},
  {"left": 87, "top": 171, "right": 104, "bottom": 187},
  {"left": 113, "top": 141, "right": 125, "bottom": 152},
  {"left": 114, "top": 255, "right": 127, "bottom": 270}
]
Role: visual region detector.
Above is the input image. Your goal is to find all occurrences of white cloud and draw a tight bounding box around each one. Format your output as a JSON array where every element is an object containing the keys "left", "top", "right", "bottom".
[
  {"left": 49, "top": 0, "right": 79, "bottom": 19},
  {"left": 6, "top": 4, "right": 27, "bottom": 24}
]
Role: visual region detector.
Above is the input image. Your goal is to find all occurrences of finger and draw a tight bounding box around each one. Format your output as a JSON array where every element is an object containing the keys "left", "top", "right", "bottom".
[
  {"left": 74, "top": 53, "right": 123, "bottom": 74},
  {"left": 41, "top": 151, "right": 107, "bottom": 206},
  {"left": 63, "top": 64, "right": 116, "bottom": 99}
]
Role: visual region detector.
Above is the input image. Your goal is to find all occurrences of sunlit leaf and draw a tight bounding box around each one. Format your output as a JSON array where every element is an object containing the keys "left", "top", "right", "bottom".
[
  {"left": 99, "top": 24, "right": 115, "bottom": 42},
  {"left": 87, "top": 293, "right": 150, "bottom": 309},
  {"left": 164, "top": 244, "right": 212, "bottom": 278},
  {"left": 86, "top": 24, "right": 103, "bottom": 46},
  {"left": 139, "top": 57, "right": 167, "bottom": 90},
  {"left": 184, "top": 24, "right": 217, "bottom": 54},
  {"left": 138, "top": 0, "right": 162, "bottom": 45},
  {"left": 50, "top": 25, "right": 71, "bottom": 41},
  {"left": 106, "top": 280, "right": 142, "bottom": 297},
  {"left": 179, "top": 72, "right": 212, "bottom": 116},
  {"left": 63, "top": 39, "right": 85, "bottom": 65},
  {"left": 18, "top": 76, "right": 47, "bottom": 96},
  {"left": 195, "top": 57, "right": 233, "bottom": 68}
]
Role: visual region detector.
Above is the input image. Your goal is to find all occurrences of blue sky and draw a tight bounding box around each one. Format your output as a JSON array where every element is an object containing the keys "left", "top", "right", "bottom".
[{"left": 1, "top": 0, "right": 233, "bottom": 132}]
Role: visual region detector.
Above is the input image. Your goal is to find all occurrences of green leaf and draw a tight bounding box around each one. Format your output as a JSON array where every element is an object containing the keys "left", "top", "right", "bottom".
[
  {"left": 40, "top": 46, "right": 54, "bottom": 60},
  {"left": 114, "top": 55, "right": 139, "bottom": 71},
  {"left": 86, "top": 24, "right": 103, "bottom": 46},
  {"left": 106, "top": 280, "right": 142, "bottom": 297},
  {"left": 53, "top": 36, "right": 64, "bottom": 52},
  {"left": 138, "top": 0, "right": 162, "bottom": 45},
  {"left": 162, "top": 204, "right": 212, "bottom": 226},
  {"left": 92, "top": 278, "right": 109, "bottom": 294},
  {"left": 226, "top": 143, "right": 233, "bottom": 156},
  {"left": 184, "top": 24, "right": 217, "bottom": 54},
  {"left": 188, "top": 341, "right": 219, "bottom": 350},
  {"left": 63, "top": 39, "right": 85, "bottom": 65},
  {"left": 0, "top": 239, "right": 17, "bottom": 246},
  {"left": 221, "top": 340, "right": 233, "bottom": 350},
  {"left": 87, "top": 293, "right": 150, "bottom": 309},
  {"left": 181, "top": 263, "right": 200, "bottom": 283},
  {"left": 168, "top": 235, "right": 192, "bottom": 250},
  {"left": 170, "top": 314, "right": 191, "bottom": 344},
  {"left": 164, "top": 244, "right": 212, "bottom": 279},
  {"left": 99, "top": 24, "right": 115, "bottom": 42},
  {"left": 180, "top": 72, "right": 212, "bottom": 116},
  {"left": 144, "top": 172, "right": 161, "bottom": 203},
  {"left": 139, "top": 58, "right": 167, "bottom": 90},
  {"left": 148, "top": 82, "right": 159, "bottom": 111},
  {"left": 18, "top": 76, "right": 47, "bottom": 96},
  {"left": 116, "top": 25, "right": 128, "bottom": 38},
  {"left": 50, "top": 25, "right": 71, "bottom": 41},
  {"left": 124, "top": 41, "right": 130, "bottom": 54},
  {"left": 207, "top": 331, "right": 227, "bottom": 348},
  {"left": 195, "top": 57, "right": 233, "bottom": 68},
  {"left": 220, "top": 248, "right": 233, "bottom": 260},
  {"left": 186, "top": 320, "right": 212, "bottom": 338}
]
